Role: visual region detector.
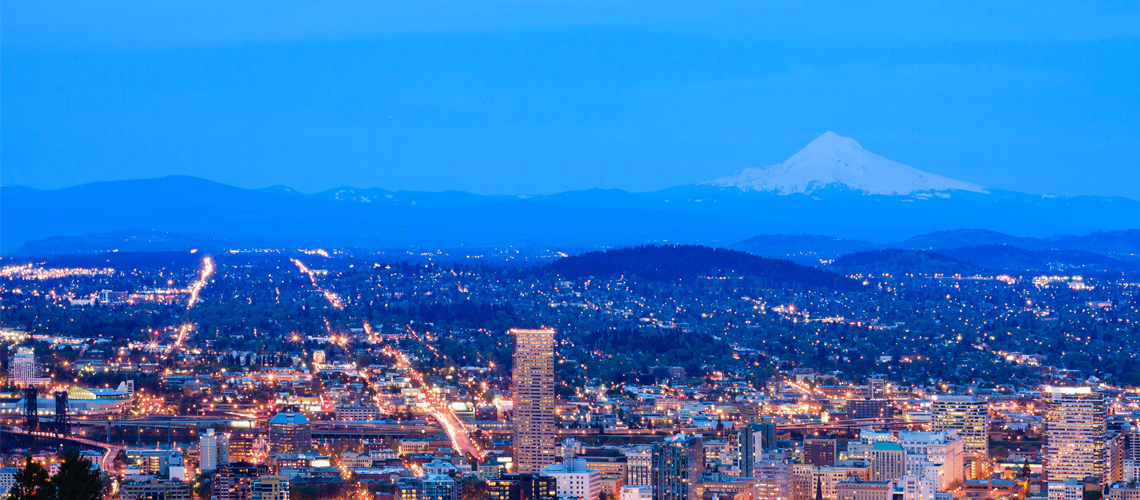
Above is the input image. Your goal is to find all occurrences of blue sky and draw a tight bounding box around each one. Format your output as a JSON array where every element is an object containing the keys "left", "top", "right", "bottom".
[{"left": 3, "top": 1, "right": 1139, "bottom": 198}]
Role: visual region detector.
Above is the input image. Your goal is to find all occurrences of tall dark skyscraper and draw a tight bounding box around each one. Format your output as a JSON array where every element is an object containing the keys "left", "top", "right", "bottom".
[
  {"left": 652, "top": 433, "right": 705, "bottom": 500},
  {"left": 512, "top": 328, "right": 557, "bottom": 473},
  {"left": 740, "top": 422, "right": 777, "bottom": 477}
]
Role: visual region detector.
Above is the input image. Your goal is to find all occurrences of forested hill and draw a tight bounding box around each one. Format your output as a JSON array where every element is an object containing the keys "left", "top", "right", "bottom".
[
  {"left": 830, "top": 249, "right": 982, "bottom": 276},
  {"left": 542, "top": 245, "right": 859, "bottom": 290}
]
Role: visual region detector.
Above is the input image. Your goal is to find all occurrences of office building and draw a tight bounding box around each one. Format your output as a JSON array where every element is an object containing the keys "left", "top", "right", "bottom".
[
  {"left": 866, "top": 378, "right": 887, "bottom": 400},
  {"left": 900, "top": 476, "right": 935, "bottom": 500},
  {"left": 1044, "top": 387, "right": 1107, "bottom": 484},
  {"left": 578, "top": 446, "right": 629, "bottom": 483},
  {"left": 805, "top": 439, "right": 838, "bottom": 467},
  {"left": 201, "top": 428, "right": 225, "bottom": 472},
  {"left": 703, "top": 474, "right": 756, "bottom": 500},
  {"left": 1108, "top": 483, "right": 1140, "bottom": 500},
  {"left": 652, "top": 433, "right": 705, "bottom": 500},
  {"left": 754, "top": 454, "right": 791, "bottom": 500},
  {"left": 790, "top": 463, "right": 814, "bottom": 500},
  {"left": 488, "top": 473, "right": 558, "bottom": 500},
  {"left": 420, "top": 474, "right": 459, "bottom": 500},
  {"left": 0, "top": 468, "right": 15, "bottom": 499},
  {"left": 931, "top": 396, "right": 989, "bottom": 458},
  {"left": 836, "top": 481, "right": 892, "bottom": 500},
  {"left": 121, "top": 478, "right": 192, "bottom": 500},
  {"left": 897, "top": 431, "right": 965, "bottom": 490},
  {"left": 741, "top": 403, "right": 764, "bottom": 425},
  {"left": 741, "top": 423, "right": 778, "bottom": 477},
  {"left": 268, "top": 410, "right": 312, "bottom": 454},
  {"left": 1129, "top": 431, "right": 1140, "bottom": 461},
  {"left": 869, "top": 443, "right": 905, "bottom": 483},
  {"left": 540, "top": 441, "right": 602, "bottom": 500},
  {"left": 211, "top": 462, "right": 269, "bottom": 500},
  {"left": 1047, "top": 478, "right": 1083, "bottom": 500},
  {"left": 849, "top": 400, "right": 893, "bottom": 420},
  {"left": 252, "top": 475, "right": 290, "bottom": 500},
  {"left": 621, "top": 485, "right": 653, "bottom": 500},
  {"left": 1125, "top": 459, "right": 1140, "bottom": 482},
  {"left": 623, "top": 448, "right": 652, "bottom": 486},
  {"left": 512, "top": 328, "right": 557, "bottom": 473},
  {"left": 9, "top": 348, "right": 49, "bottom": 387},
  {"left": 541, "top": 459, "right": 602, "bottom": 500}
]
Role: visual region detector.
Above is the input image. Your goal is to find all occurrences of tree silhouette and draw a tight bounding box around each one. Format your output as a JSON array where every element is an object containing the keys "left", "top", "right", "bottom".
[
  {"left": 45, "top": 450, "right": 102, "bottom": 500},
  {"left": 8, "top": 457, "right": 50, "bottom": 500}
]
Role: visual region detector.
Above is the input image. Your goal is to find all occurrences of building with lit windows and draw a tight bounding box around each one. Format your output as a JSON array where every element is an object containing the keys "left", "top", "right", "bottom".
[
  {"left": 512, "top": 328, "right": 557, "bottom": 473},
  {"left": 836, "top": 480, "right": 892, "bottom": 500},
  {"left": 1044, "top": 387, "right": 1107, "bottom": 485},
  {"left": 652, "top": 433, "right": 705, "bottom": 500},
  {"left": 488, "top": 473, "right": 558, "bottom": 500},
  {"left": 252, "top": 475, "right": 290, "bottom": 500},
  {"left": 931, "top": 396, "right": 989, "bottom": 459},
  {"left": 420, "top": 474, "right": 458, "bottom": 500},
  {"left": 869, "top": 443, "right": 905, "bottom": 483},
  {"left": 268, "top": 410, "right": 312, "bottom": 454}
]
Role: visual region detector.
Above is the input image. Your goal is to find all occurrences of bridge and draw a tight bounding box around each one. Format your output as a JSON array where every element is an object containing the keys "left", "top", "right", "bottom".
[{"left": 0, "top": 430, "right": 122, "bottom": 472}]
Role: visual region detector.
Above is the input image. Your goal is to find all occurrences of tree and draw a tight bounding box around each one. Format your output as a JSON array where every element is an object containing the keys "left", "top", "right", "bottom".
[
  {"left": 460, "top": 476, "right": 488, "bottom": 500},
  {"left": 8, "top": 457, "right": 49, "bottom": 500},
  {"left": 46, "top": 450, "right": 102, "bottom": 500}
]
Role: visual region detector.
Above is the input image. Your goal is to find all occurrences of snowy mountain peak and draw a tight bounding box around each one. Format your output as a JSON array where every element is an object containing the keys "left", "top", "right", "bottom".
[{"left": 704, "top": 131, "right": 987, "bottom": 196}]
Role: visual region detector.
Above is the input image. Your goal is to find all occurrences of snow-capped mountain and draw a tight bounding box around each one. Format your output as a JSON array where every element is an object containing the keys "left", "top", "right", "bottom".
[{"left": 704, "top": 131, "right": 987, "bottom": 196}]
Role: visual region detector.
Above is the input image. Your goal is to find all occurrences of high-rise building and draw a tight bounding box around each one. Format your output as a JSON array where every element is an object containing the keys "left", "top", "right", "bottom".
[
  {"left": 741, "top": 423, "right": 778, "bottom": 477},
  {"left": 9, "top": 348, "right": 49, "bottom": 387},
  {"left": 623, "top": 448, "right": 652, "bottom": 486},
  {"left": 652, "top": 434, "right": 705, "bottom": 500},
  {"left": 268, "top": 410, "right": 312, "bottom": 454},
  {"left": 869, "top": 443, "right": 905, "bottom": 483},
  {"left": 931, "top": 396, "right": 989, "bottom": 458},
  {"left": 512, "top": 328, "right": 557, "bottom": 473},
  {"left": 754, "top": 452, "right": 790, "bottom": 500},
  {"left": 1044, "top": 387, "right": 1107, "bottom": 484},
  {"left": 1129, "top": 430, "right": 1140, "bottom": 461},
  {"left": 790, "top": 463, "right": 814, "bottom": 500},
  {"left": 488, "top": 473, "right": 558, "bottom": 500},
  {"left": 805, "top": 439, "right": 838, "bottom": 467},
  {"left": 201, "top": 428, "right": 221, "bottom": 472}
]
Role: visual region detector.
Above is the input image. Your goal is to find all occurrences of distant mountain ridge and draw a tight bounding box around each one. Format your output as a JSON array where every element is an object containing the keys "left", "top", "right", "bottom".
[{"left": 2, "top": 131, "right": 1137, "bottom": 254}]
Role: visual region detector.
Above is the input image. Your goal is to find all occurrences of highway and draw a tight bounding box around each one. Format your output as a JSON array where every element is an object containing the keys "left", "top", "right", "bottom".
[{"left": 378, "top": 348, "right": 485, "bottom": 461}]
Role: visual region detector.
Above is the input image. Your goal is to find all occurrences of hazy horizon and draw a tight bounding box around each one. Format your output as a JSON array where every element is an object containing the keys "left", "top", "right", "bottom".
[{"left": 4, "top": 1, "right": 1140, "bottom": 198}]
